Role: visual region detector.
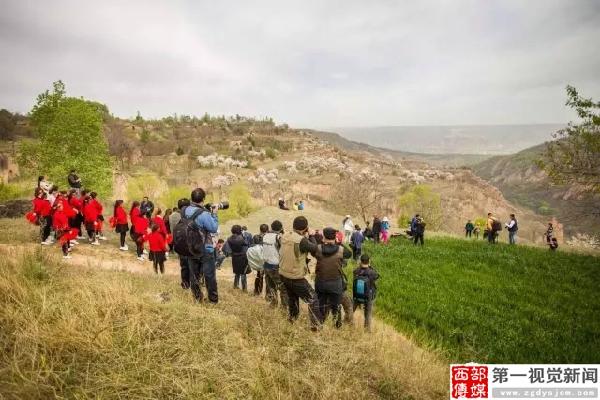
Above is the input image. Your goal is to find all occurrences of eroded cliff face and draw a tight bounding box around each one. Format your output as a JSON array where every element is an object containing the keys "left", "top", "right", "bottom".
[{"left": 471, "top": 147, "right": 600, "bottom": 239}]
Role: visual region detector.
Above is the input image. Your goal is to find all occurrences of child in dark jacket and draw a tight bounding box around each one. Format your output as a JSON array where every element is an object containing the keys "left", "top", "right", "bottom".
[
  {"left": 352, "top": 254, "right": 379, "bottom": 331},
  {"left": 144, "top": 224, "right": 167, "bottom": 274}
]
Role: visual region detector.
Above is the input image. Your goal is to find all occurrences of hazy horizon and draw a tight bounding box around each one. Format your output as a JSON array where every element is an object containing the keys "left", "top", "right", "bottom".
[{"left": 328, "top": 123, "right": 564, "bottom": 155}]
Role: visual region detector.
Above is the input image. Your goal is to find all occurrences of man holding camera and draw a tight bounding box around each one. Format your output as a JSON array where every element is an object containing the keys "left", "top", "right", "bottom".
[{"left": 183, "top": 188, "right": 220, "bottom": 304}]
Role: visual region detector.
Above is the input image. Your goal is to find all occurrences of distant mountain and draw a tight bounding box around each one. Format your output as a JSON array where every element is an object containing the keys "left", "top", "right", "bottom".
[
  {"left": 308, "top": 129, "right": 492, "bottom": 167},
  {"left": 329, "top": 124, "right": 564, "bottom": 155},
  {"left": 471, "top": 144, "right": 600, "bottom": 238}
]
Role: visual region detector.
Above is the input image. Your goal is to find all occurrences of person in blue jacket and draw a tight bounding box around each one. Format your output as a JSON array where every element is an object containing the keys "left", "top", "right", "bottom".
[{"left": 183, "top": 188, "right": 220, "bottom": 304}]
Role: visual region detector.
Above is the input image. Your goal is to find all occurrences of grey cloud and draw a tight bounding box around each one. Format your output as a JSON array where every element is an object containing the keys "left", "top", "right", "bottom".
[{"left": 0, "top": 0, "right": 598, "bottom": 126}]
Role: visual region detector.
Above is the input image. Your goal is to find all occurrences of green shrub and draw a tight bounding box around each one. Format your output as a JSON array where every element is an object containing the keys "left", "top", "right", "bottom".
[
  {"left": 0, "top": 181, "right": 24, "bottom": 202},
  {"left": 265, "top": 148, "right": 277, "bottom": 159},
  {"left": 159, "top": 185, "right": 190, "bottom": 209},
  {"left": 209, "top": 183, "right": 254, "bottom": 223},
  {"left": 397, "top": 184, "right": 443, "bottom": 230},
  {"left": 140, "top": 129, "right": 151, "bottom": 144},
  {"left": 127, "top": 174, "right": 163, "bottom": 202}
]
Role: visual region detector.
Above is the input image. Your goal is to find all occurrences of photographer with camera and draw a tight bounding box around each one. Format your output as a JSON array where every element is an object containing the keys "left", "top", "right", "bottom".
[{"left": 180, "top": 188, "right": 226, "bottom": 304}]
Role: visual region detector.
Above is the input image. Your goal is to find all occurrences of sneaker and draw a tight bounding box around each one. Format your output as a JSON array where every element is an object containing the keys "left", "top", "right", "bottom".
[
  {"left": 41, "top": 241, "right": 51, "bottom": 246},
  {"left": 98, "top": 235, "right": 108, "bottom": 241},
  {"left": 70, "top": 240, "right": 79, "bottom": 245},
  {"left": 143, "top": 249, "right": 149, "bottom": 255},
  {"left": 67, "top": 247, "right": 73, "bottom": 252},
  {"left": 91, "top": 241, "right": 100, "bottom": 246},
  {"left": 77, "top": 235, "right": 86, "bottom": 240},
  {"left": 119, "top": 245, "right": 129, "bottom": 251},
  {"left": 63, "top": 255, "right": 72, "bottom": 259},
  {"left": 137, "top": 256, "right": 145, "bottom": 261}
]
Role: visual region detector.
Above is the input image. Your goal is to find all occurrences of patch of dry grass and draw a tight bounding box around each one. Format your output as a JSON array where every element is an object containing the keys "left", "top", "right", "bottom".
[{"left": 0, "top": 248, "right": 447, "bottom": 399}]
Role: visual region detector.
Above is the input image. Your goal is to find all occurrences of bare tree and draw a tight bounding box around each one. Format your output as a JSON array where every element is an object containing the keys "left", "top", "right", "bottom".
[{"left": 332, "top": 170, "right": 393, "bottom": 224}]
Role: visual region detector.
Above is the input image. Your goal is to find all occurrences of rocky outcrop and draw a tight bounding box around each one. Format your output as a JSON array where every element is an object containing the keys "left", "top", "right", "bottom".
[{"left": 0, "top": 199, "right": 31, "bottom": 218}]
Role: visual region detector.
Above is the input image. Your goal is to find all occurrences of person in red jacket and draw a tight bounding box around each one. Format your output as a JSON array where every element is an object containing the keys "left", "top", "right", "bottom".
[
  {"left": 113, "top": 200, "right": 129, "bottom": 251},
  {"left": 89, "top": 192, "right": 106, "bottom": 240},
  {"left": 52, "top": 202, "right": 72, "bottom": 258},
  {"left": 152, "top": 208, "right": 168, "bottom": 237},
  {"left": 82, "top": 197, "right": 100, "bottom": 245},
  {"left": 144, "top": 223, "right": 167, "bottom": 274},
  {"left": 67, "top": 189, "right": 84, "bottom": 238},
  {"left": 32, "top": 188, "right": 53, "bottom": 244},
  {"left": 130, "top": 201, "right": 147, "bottom": 260}
]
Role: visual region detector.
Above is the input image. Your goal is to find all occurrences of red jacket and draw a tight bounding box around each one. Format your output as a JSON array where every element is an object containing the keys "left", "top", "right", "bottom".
[
  {"left": 144, "top": 231, "right": 167, "bottom": 252},
  {"left": 32, "top": 197, "right": 51, "bottom": 217},
  {"left": 152, "top": 216, "right": 168, "bottom": 236},
  {"left": 82, "top": 201, "right": 99, "bottom": 223},
  {"left": 69, "top": 196, "right": 82, "bottom": 212},
  {"left": 130, "top": 207, "right": 141, "bottom": 222},
  {"left": 90, "top": 198, "right": 103, "bottom": 215},
  {"left": 133, "top": 214, "right": 149, "bottom": 235},
  {"left": 52, "top": 210, "right": 69, "bottom": 231},
  {"left": 115, "top": 206, "right": 128, "bottom": 225},
  {"left": 60, "top": 197, "right": 76, "bottom": 218}
]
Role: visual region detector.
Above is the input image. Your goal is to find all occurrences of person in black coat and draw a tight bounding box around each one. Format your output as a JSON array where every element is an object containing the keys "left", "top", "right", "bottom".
[
  {"left": 371, "top": 216, "right": 382, "bottom": 244},
  {"left": 140, "top": 196, "right": 155, "bottom": 219},
  {"left": 226, "top": 225, "right": 249, "bottom": 292}
]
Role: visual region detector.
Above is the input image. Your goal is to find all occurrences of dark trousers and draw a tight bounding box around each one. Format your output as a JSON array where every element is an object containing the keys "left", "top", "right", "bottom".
[
  {"left": 61, "top": 242, "right": 69, "bottom": 256},
  {"left": 351, "top": 246, "right": 362, "bottom": 260},
  {"left": 316, "top": 279, "right": 343, "bottom": 328},
  {"left": 254, "top": 270, "right": 264, "bottom": 295},
  {"left": 465, "top": 230, "right": 472, "bottom": 238},
  {"left": 372, "top": 231, "right": 380, "bottom": 244},
  {"left": 281, "top": 276, "right": 322, "bottom": 329},
  {"left": 188, "top": 253, "right": 218, "bottom": 303},
  {"left": 353, "top": 301, "right": 374, "bottom": 331},
  {"left": 264, "top": 268, "right": 288, "bottom": 307},
  {"left": 86, "top": 226, "right": 96, "bottom": 242},
  {"left": 152, "top": 251, "right": 165, "bottom": 274},
  {"left": 488, "top": 231, "right": 497, "bottom": 244},
  {"left": 132, "top": 234, "right": 143, "bottom": 256},
  {"left": 413, "top": 233, "right": 424, "bottom": 245},
  {"left": 119, "top": 231, "right": 126, "bottom": 247},
  {"left": 41, "top": 216, "right": 52, "bottom": 242},
  {"left": 180, "top": 257, "right": 190, "bottom": 289},
  {"left": 234, "top": 274, "right": 247, "bottom": 291}
]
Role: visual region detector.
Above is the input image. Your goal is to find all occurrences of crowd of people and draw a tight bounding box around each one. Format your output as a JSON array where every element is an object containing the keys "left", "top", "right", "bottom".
[
  {"left": 27, "top": 177, "right": 381, "bottom": 331},
  {"left": 26, "top": 171, "right": 562, "bottom": 333},
  {"left": 464, "top": 213, "right": 558, "bottom": 250}
]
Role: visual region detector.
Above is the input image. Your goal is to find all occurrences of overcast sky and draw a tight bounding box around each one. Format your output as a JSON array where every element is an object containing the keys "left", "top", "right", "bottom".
[{"left": 0, "top": 0, "right": 599, "bottom": 127}]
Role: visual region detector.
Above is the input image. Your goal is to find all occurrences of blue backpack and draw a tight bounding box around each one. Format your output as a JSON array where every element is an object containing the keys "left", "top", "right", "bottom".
[{"left": 353, "top": 275, "right": 372, "bottom": 304}]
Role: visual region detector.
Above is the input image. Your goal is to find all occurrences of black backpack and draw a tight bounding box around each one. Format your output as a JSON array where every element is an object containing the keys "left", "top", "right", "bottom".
[
  {"left": 492, "top": 220, "right": 502, "bottom": 232},
  {"left": 172, "top": 206, "right": 206, "bottom": 258},
  {"left": 353, "top": 274, "right": 372, "bottom": 304}
]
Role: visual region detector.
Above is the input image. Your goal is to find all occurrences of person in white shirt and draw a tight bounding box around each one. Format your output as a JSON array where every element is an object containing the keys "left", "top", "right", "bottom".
[
  {"left": 505, "top": 214, "right": 518, "bottom": 245},
  {"left": 342, "top": 215, "right": 354, "bottom": 244}
]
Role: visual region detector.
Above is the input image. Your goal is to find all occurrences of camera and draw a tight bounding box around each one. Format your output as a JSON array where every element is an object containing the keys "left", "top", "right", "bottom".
[{"left": 206, "top": 201, "right": 229, "bottom": 210}]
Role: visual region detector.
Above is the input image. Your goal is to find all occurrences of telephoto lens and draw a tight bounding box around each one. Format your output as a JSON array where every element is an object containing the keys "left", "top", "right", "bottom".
[{"left": 218, "top": 201, "right": 229, "bottom": 210}]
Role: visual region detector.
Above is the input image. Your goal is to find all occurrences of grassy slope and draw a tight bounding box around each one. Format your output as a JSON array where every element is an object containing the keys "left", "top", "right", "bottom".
[
  {"left": 365, "top": 236, "right": 600, "bottom": 363},
  {"left": 0, "top": 244, "right": 447, "bottom": 400}
]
